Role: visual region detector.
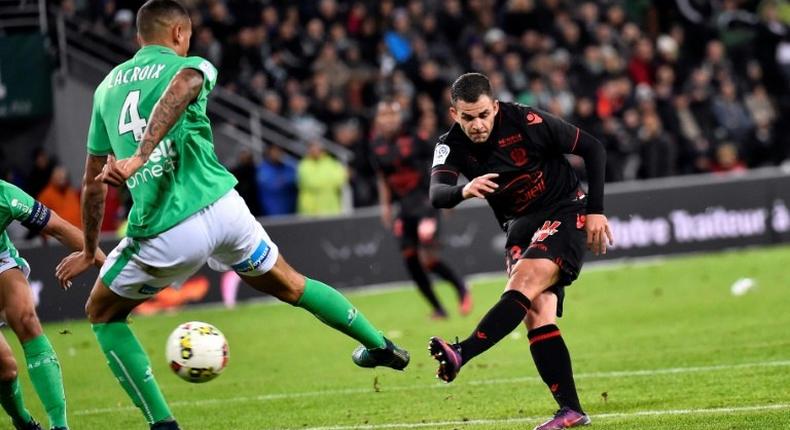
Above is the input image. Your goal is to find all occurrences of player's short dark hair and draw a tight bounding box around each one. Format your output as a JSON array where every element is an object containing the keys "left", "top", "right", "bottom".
[
  {"left": 137, "top": 0, "right": 190, "bottom": 41},
  {"left": 450, "top": 73, "right": 493, "bottom": 105}
]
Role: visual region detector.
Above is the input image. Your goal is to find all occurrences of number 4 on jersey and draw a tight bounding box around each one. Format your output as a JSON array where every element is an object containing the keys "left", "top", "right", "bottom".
[{"left": 118, "top": 90, "right": 147, "bottom": 142}]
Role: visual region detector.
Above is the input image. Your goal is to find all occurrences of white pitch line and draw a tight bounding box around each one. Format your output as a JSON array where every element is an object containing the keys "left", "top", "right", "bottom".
[
  {"left": 73, "top": 359, "right": 790, "bottom": 416},
  {"left": 287, "top": 403, "right": 790, "bottom": 430}
]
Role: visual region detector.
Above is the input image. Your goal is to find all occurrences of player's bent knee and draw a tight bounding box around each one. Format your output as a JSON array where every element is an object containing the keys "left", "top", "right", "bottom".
[
  {"left": 0, "top": 356, "right": 18, "bottom": 381},
  {"left": 506, "top": 260, "right": 560, "bottom": 299},
  {"left": 6, "top": 308, "right": 42, "bottom": 341},
  {"left": 241, "top": 255, "right": 305, "bottom": 304}
]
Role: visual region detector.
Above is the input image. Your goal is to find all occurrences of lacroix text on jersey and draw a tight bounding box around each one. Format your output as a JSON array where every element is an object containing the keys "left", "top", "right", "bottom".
[
  {"left": 107, "top": 64, "right": 167, "bottom": 88},
  {"left": 126, "top": 139, "right": 178, "bottom": 189}
]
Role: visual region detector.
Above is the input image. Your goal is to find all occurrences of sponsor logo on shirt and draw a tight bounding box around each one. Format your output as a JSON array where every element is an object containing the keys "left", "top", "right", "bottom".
[
  {"left": 498, "top": 133, "right": 523, "bottom": 147},
  {"left": 126, "top": 139, "right": 178, "bottom": 189},
  {"left": 10, "top": 198, "right": 31, "bottom": 216}
]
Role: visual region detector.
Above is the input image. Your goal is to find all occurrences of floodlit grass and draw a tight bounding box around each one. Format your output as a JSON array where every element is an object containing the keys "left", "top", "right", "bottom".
[{"left": 8, "top": 246, "right": 790, "bottom": 429}]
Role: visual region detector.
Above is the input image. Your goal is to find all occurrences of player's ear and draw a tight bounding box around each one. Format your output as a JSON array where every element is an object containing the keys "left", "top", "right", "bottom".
[
  {"left": 173, "top": 23, "right": 183, "bottom": 45},
  {"left": 492, "top": 99, "right": 499, "bottom": 115},
  {"left": 449, "top": 106, "right": 458, "bottom": 123}
]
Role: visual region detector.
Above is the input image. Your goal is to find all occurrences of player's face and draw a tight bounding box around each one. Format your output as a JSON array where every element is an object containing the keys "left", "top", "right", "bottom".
[{"left": 451, "top": 96, "right": 499, "bottom": 143}]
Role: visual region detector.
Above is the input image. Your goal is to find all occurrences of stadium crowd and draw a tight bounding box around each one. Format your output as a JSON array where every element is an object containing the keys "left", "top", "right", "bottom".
[{"left": 30, "top": 0, "right": 790, "bottom": 219}]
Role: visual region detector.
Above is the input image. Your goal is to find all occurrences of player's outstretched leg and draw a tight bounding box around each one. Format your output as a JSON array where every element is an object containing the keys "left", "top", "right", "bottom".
[
  {"left": 0, "top": 332, "right": 40, "bottom": 430},
  {"left": 528, "top": 292, "right": 589, "bottom": 430},
  {"left": 240, "top": 255, "right": 409, "bottom": 370},
  {"left": 0, "top": 268, "right": 67, "bottom": 430},
  {"left": 429, "top": 259, "right": 558, "bottom": 382},
  {"left": 86, "top": 280, "right": 180, "bottom": 430}
]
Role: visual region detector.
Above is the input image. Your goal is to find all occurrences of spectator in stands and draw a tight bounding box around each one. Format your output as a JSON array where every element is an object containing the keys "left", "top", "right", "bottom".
[
  {"left": 711, "top": 142, "right": 748, "bottom": 174},
  {"left": 63, "top": 0, "right": 790, "bottom": 203},
  {"left": 712, "top": 81, "right": 753, "bottom": 142},
  {"left": 36, "top": 165, "right": 81, "bottom": 227},
  {"left": 26, "top": 148, "right": 55, "bottom": 198},
  {"left": 256, "top": 145, "right": 297, "bottom": 216},
  {"left": 231, "top": 149, "right": 262, "bottom": 217},
  {"left": 297, "top": 140, "right": 347, "bottom": 216},
  {"left": 638, "top": 112, "right": 676, "bottom": 179},
  {"left": 288, "top": 92, "right": 326, "bottom": 138}
]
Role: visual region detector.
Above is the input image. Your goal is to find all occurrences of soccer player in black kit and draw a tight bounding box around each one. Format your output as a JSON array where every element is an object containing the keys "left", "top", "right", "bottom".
[
  {"left": 428, "top": 73, "right": 613, "bottom": 429},
  {"left": 371, "top": 100, "right": 472, "bottom": 319}
]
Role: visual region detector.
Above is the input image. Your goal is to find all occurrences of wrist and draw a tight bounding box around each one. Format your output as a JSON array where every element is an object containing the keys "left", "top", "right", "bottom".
[{"left": 461, "top": 183, "right": 471, "bottom": 199}]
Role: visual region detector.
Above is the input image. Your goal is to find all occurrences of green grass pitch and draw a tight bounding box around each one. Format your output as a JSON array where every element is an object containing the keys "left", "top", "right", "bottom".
[{"left": 8, "top": 246, "right": 790, "bottom": 429}]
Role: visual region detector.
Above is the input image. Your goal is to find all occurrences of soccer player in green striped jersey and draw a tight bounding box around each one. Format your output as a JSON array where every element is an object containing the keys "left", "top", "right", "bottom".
[
  {"left": 55, "top": 1, "right": 409, "bottom": 429},
  {"left": 0, "top": 180, "right": 105, "bottom": 430}
]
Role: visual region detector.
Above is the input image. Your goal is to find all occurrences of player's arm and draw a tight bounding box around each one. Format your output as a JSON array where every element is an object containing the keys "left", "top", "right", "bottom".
[
  {"left": 54, "top": 154, "right": 109, "bottom": 288},
  {"left": 376, "top": 174, "right": 393, "bottom": 228},
  {"left": 430, "top": 141, "right": 498, "bottom": 207},
  {"left": 97, "top": 68, "right": 205, "bottom": 186},
  {"left": 41, "top": 211, "right": 106, "bottom": 266},
  {"left": 539, "top": 108, "right": 613, "bottom": 255}
]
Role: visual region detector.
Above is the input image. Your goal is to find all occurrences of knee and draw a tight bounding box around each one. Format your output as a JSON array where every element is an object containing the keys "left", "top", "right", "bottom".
[
  {"left": 507, "top": 262, "right": 557, "bottom": 298},
  {"left": 0, "top": 356, "right": 18, "bottom": 382},
  {"left": 85, "top": 297, "right": 100, "bottom": 323},
  {"left": 265, "top": 272, "right": 305, "bottom": 304},
  {"left": 7, "top": 308, "right": 42, "bottom": 341},
  {"left": 85, "top": 295, "right": 113, "bottom": 324}
]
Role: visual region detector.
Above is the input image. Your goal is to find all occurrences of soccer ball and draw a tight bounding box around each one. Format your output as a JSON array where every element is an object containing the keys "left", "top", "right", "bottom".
[{"left": 166, "top": 321, "right": 229, "bottom": 383}]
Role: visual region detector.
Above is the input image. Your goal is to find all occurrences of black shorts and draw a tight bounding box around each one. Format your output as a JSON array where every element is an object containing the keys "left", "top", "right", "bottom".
[
  {"left": 396, "top": 212, "right": 441, "bottom": 251},
  {"left": 504, "top": 202, "right": 587, "bottom": 317}
]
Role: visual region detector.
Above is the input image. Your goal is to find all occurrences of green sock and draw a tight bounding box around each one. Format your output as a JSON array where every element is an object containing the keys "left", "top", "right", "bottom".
[
  {"left": 0, "top": 377, "right": 33, "bottom": 427},
  {"left": 92, "top": 322, "right": 172, "bottom": 425},
  {"left": 22, "top": 335, "right": 67, "bottom": 429},
  {"left": 296, "top": 278, "right": 386, "bottom": 349}
]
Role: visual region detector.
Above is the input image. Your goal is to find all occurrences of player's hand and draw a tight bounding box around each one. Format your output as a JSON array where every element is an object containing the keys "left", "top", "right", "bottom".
[
  {"left": 55, "top": 251, "right": 99, "bottom": 290},
  {"left": 585, "top": 214, "right": 614, "bottom": 256},
  {"left": 95, "top": 155, "right": 145, "bottom": 187},
  {"left": 462, "top": 173, "right": 499, "bottom": 199}
]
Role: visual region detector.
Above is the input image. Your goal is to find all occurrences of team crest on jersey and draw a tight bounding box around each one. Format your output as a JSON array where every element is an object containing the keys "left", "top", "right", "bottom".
[
  {"left": 531, "top": 221, "right": 561, "bottom": 243},
  {"left": 432, "top": 144, "right": 450, "bottom": 167},
  {"left": 510, "top": 148, "right": 528, "bottom": 166}
]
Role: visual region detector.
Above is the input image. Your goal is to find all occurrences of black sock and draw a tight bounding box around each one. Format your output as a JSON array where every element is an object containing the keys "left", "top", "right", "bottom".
[
  {"left": 404, "top": 254, "right": 444, "bottom": 313},
  {"left": 528, "top": 324, "right": 584, "bottom": 413},
  {"left": 458, "top": 290, "right": 531, "bottom": 364},
  {"left": 428, "top": 260, "right": 468, "bottom": 298}
]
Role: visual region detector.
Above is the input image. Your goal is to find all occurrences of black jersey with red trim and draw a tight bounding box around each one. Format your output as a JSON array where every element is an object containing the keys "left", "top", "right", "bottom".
[
  {"left": 371, "top": 132, "right": 434, "bottom": 217},
  {"left": 431, "top": 102, "right": 583, "bottom": 227}
]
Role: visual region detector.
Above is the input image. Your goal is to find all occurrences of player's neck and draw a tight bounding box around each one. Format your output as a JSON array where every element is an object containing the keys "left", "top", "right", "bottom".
[{"left": 139, "top": 41, "right": 180, "bottom": 54}]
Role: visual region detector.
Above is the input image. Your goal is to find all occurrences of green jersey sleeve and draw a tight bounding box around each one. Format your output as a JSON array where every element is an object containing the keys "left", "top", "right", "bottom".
[
  {"left": 180, "top": 56, "right": 217, "bottom": 100},
  {"left": 86, "top": 89, "right": 113, "bottom": 156},
  {"left": 0, "top": 181, "right": 51, "bottom": 232}
]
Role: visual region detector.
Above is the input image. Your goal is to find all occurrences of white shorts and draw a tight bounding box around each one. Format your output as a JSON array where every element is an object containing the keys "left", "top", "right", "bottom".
[
  {"left": 0, "top": 250, "right": 30, "bottom": 278},
  {"left": 100, "top": 190, "right": 279, "bottom": 300}
]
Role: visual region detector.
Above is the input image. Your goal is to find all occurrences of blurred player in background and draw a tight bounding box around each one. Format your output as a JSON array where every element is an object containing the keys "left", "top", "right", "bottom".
[
  {"left": 0, "top": 180, "right": 105, "bottom": 430},
  {"left": 55, "top": 1, "right": 408, "bottom": 429},
  {"left": 428, "top": 73, "right": 613, "bottom": 429},
  {"left": 370, "top": 100, "right": 471, "bottom": 319}
]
